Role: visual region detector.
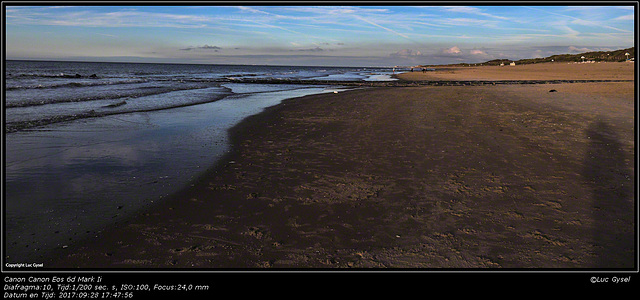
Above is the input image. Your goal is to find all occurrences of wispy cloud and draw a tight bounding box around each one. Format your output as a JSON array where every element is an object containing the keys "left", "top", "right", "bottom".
[
  {"left": 353, "top": 15, "right": 412, "bottom": 40},
  {"left": 237, "top": 6, "right": 271, "bottom": 15},
  {"left": 350, "top": 14, "right": 430, "bottom": 47},
  {"left": 614, "top": 14, "right": 634, "bottom": 21},
  {"left": 440, "top": 17, "right": 501, "bottom": 27},
  {"left": 412, "top": 21, "right": 451, "bottom": 28},
  {"left": 97, "top": 33, "right": 117, "bottom": 38},
  {"left": 442, "top": 6, "right": 511, "bottom": 20},
  {"left": 525, "top": 6, "right": 632, "bottom": 33},
  {"left": 5, "top": 5, "right": 634, "bottom": 66},
  {"left": 6, "top": 7, "right": 214, "bottom": 28}
]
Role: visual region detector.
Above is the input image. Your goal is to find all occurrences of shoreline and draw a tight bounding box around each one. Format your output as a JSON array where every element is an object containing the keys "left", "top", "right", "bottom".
[
  {"left": 6, "top": 77, "right": 632, "bottom": 133},
  {"left": 37, "top": 62, "right": 635, "bottom": 269},
  {"left": 400, "top": 61, "right": 635, "bottom": 81},
  {"left": 6, "top": 62, "right": 633, "bottom": 133},
  {"left": 5, "top": 85, "right": 350, "bottom": 264}
]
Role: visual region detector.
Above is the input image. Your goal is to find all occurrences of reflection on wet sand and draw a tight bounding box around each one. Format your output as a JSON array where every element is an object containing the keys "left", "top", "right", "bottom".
[{"left": 4, "top": 87, "right": 335, "bottom": 263}]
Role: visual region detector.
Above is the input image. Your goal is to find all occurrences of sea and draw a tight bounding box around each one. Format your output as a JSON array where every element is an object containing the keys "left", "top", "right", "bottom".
[{"left": 4, "top": 60, "right": 397, "bottom": 264}]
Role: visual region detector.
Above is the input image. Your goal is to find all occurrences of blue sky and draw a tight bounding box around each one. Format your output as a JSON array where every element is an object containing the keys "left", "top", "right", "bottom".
[{"left": 4, "top": 4, "right": 636, "bottom": 66}]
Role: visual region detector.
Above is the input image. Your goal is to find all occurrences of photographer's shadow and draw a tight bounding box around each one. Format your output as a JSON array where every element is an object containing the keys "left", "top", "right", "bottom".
[{"left": 583, "top": 120, "right": 634, "bottom": 268}]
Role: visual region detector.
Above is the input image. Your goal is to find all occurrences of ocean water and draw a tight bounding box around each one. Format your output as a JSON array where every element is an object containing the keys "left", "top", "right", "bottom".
[
  {"left": 4, "top": 60, "right": 395, "bottom": 264},
  {"left": 5, "top": 60, "right": 396, "bottom": 131}
]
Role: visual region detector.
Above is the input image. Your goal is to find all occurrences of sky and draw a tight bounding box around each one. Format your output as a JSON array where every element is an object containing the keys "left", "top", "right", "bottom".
[{"left": 4, "top": 4, "right": 636, "bottom": 67}]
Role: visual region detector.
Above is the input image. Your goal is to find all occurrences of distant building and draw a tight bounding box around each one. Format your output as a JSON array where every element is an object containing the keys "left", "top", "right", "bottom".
[{"left": 510, "top": 62, "right": 516, "bottom": 66}]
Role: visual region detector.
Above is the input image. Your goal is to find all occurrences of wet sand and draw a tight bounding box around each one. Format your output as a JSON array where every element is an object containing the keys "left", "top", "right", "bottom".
[{"left": 44, "top": 63, "right": 635, "bottom": 269}]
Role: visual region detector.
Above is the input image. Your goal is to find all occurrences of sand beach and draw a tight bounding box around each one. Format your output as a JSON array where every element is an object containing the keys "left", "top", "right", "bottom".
[
  {"left": 401, "top": 61, "right": 635, "bottom": 81},
  {"left": 43, "top": 62, "right": 635, "bottom": 269}
]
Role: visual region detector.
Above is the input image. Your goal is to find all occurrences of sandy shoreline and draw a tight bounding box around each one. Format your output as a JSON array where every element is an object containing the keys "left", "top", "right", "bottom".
[
  {"left": 42, "top": 63, "right": 635, "bottom": 269},
  {"left": 401, "top": 61, "right": 635, "bottom": 81}
]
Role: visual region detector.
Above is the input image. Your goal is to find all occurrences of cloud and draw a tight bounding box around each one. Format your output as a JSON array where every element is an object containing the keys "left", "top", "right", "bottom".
[
  {"left": 7, "top": 6, "right": 634, "bottom": 67},
  {"left": 412, "top": 21, "right": 451, "bottom": 28},
  {"left": 391, "top": 49, "right": 423, "bottom": 57},
  {"left": 439, "top": 17, "right": 500, "bottom": 28},
  {"left": 283, "top": 6, "right": 390, "bottom": 15},
  {"left": 7, "top": 8, "right": 214, "bottom": 28},
  {"left": 97, "top": 33, "right": 117, "bottom": 38},
  {"left": 237, "top": 6, "right": 272, "bottom": 15},
  {"left": 524, "top": 6, "right": 632, "bottom": 33},
  {"left": 443, "top": 46, "right": 462, "bottom": 54},
  {"left": 442, "top": 6, "right": 511, "bottom": 20},
  {"left": 200, "top": 44, "right": 221, "bottom": 50},
  {"left": 180, "top": 44, "right": 222, "bottom": 51},
  {"left": 614, "top": 14, "right": 634, "bottom": 21},
  {"left": 291, "top": 46, "right": 325, "bottom": 52},
  {"left": 353, "top": 15, "right": 417, "bottom": 43},
  {"left": 568, "top": 46, "right": 592, "bottom": 53}
]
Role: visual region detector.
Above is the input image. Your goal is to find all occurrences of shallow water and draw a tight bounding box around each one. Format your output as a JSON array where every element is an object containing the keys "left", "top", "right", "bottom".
[
  {"left": 4, "top": 61, "right": 392, "bottom": 263},
  {"left": 4, "top": 85, "right": 348, "bottom": 263}
]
